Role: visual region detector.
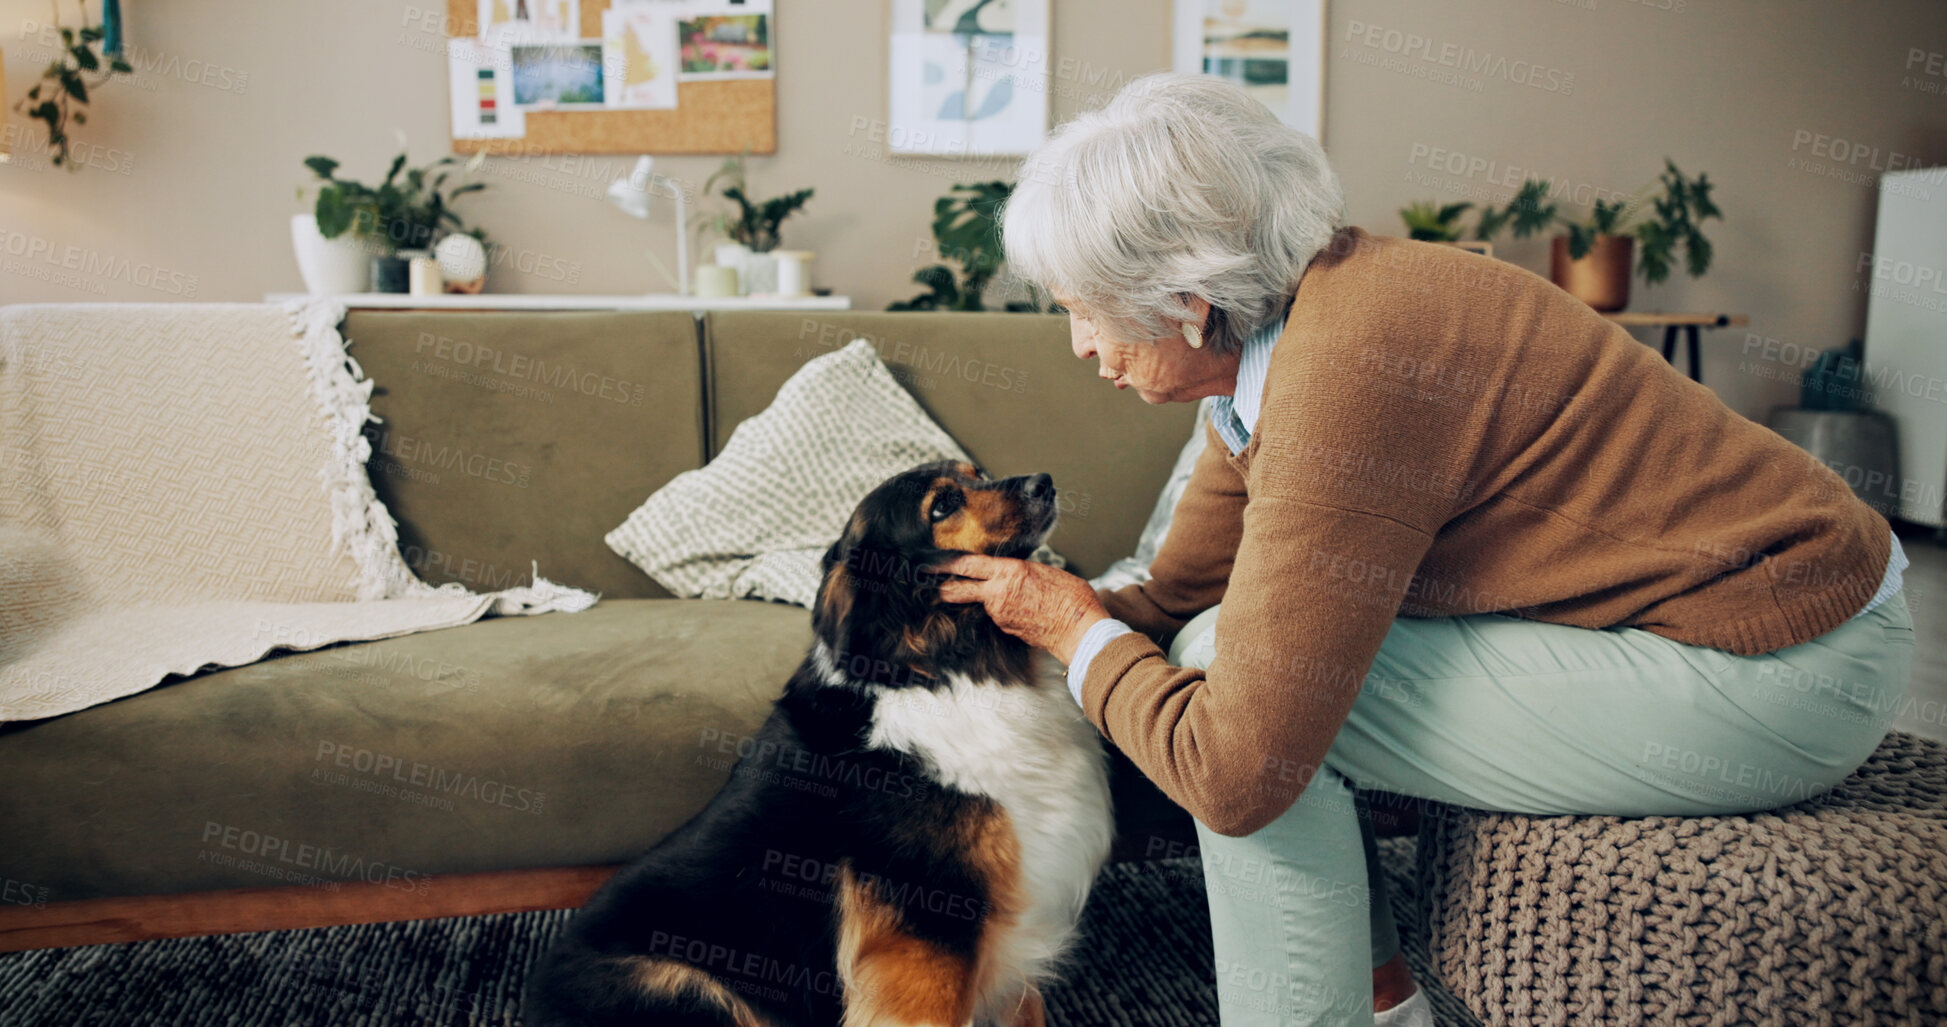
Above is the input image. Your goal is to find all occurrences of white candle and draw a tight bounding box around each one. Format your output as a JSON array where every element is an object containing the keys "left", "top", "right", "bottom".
[
  {"left": 695, "top": 264, "right": 740, "bottom": 298},
  {"left": 408, "top": 257, "right": 444, "bottom": 296},
  {"left": 773, "top": 251, "right": 814, "bottom": 297}
]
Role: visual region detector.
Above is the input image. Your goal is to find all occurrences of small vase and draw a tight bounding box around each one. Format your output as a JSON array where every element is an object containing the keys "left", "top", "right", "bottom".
[
  {"left": 290, "top": 213, "right": 372, "bottom": 294},
  {"left": 369, "top": 255, "right": 410, "bottom": 294},
  {"left": 1551, "top": 234, "right": 1633, "bottom": 312},
  {"left": 741, "top": 251, "right": 779, "bottom": 295}
]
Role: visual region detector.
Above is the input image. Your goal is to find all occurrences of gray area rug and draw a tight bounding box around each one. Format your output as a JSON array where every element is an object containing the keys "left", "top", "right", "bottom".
[{"left": 0, "top": 839, "right": 1481, "bottom": 1026}]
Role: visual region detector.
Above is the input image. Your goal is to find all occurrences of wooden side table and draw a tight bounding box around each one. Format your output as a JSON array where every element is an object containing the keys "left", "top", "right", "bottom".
[{"left": 1603, "top": 312, "right": 1750, "bottom": 383}]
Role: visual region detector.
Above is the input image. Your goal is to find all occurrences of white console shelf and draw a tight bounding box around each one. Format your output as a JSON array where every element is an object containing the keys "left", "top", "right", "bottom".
[{"left": 263, "top": 293, "right": 852, "bottom": 312}]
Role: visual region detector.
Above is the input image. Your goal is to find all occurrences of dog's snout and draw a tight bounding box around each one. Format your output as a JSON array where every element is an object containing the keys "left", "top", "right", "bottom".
[{"left": 1024, "top": 473, "right": 1054, "bottom": 500}]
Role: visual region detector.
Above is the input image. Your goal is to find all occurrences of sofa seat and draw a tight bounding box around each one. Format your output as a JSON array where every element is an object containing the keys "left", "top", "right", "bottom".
[{"left": 0, "top": 600, "right": 812, "bottom": 904}]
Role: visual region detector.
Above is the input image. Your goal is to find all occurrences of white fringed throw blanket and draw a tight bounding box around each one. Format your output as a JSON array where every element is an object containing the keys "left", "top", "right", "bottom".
[{"left": 0, "top": 301, "right": 594, "bottom": 722}]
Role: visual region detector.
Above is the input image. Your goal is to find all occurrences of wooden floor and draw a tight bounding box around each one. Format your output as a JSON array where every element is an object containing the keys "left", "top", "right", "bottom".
[{"left": 1890, "top": 521, "right": 1946, "bottom": 745}]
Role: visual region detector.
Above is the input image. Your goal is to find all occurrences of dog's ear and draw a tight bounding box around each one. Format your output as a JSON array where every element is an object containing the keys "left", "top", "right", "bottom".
[
  {"left": 814, "top": 554, "right": 854, "bottom": 652},
  {"left": 813, "top": 556, "right": 855, "bottom": 651},
  {"left": 814, "top": 511, "right": 869, "bottom": 649}
]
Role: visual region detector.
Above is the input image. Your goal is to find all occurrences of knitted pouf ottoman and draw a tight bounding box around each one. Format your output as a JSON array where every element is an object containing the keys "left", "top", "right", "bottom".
[{"left": 1416, "top": 731, "right": 1947, "bottom": 1026}]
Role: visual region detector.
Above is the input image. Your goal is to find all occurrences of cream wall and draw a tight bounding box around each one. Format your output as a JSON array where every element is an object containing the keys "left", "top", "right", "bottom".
[{"left": 2, "top": 0, "right": 1943, "bottom": 418}]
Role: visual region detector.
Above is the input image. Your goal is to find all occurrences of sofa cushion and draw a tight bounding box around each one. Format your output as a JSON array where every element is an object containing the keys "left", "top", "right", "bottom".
[
  {"left": 344, "top": 311, "right": 705, "bottom": 600},
  {"left": 606, "top": 338, "right": 971, "bottom": 607},
  {"left": 0, "top": 599, "right": 810, "bottom": 902},
  {"left": 702, "top": 312, "right": 1201, "bottom": 579}
]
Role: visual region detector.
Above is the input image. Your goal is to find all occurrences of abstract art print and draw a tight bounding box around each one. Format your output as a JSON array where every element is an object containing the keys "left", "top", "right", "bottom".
[
  {"left": 1174, "top": 0, "right": 1325, "bottom": 138},
  {"left": 925, "top": 0, "right": 1014, "bottom": 35},
  {"left": 888, "top": 0, "right": 1048, "bottom": 155},
  {"left": 602, "top": 6, "right": 680, "bottom": 108}
]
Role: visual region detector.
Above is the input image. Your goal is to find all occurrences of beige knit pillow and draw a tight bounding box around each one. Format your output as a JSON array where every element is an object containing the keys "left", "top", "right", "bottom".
[{"left": 606, "top": 339, "right": 1060, "bottom": 608}]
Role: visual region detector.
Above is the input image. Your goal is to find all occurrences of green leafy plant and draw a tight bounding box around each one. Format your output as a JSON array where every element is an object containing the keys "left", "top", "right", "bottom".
[
  {"left": 1478, "top": 164, "right": 1719, "bottom": 283},
  {"left": 1398, "top": 179, "right": 1557, "bottom": 244},
  {"left": 1398, "top": 201, "right": 1473, "bottom": 243},
  {"left": 701, "top": 154, "right": 813, "bottom": 253},
  {"left": 300, "top": 149, "right": 489, "bottom": 253},
  {"left": 1563, "top": 196, "right": 1635, "bottom": 260},
  {"left": 1472, "top": 179, "right": 1558, "bottom": 242},
  {"left": 1630, "top": 161, "right": 1720, "bottom": 284},
  {"left": 13, "top": 0, "right": 134, "bottom": 169},
  {"left": 888, "top": 181, "right": 1053, "bottom": 313}
]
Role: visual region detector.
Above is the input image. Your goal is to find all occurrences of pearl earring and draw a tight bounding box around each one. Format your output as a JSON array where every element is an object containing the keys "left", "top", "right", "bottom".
[{"left": 1183, "top": 322, "right": 1204, "bottom": 349}]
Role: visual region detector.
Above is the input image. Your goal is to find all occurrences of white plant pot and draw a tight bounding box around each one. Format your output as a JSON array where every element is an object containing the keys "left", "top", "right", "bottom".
[
  {"left": 291, "top": 213, "right": 372, "bottom": 295},
  {"left": 741, "top": 251, "right": 779, "bottom": 295}
]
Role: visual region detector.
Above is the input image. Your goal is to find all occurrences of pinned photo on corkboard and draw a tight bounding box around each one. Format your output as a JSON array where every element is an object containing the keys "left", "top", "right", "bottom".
[
  {"left": 479, "top": 0, "right": 580, "bottom": 42},
  {"left": 511, "top": 42, "right": 607, "bottom": 107},
  {"left": 677, "top": 14, "right": 775, "bottom": 79}
]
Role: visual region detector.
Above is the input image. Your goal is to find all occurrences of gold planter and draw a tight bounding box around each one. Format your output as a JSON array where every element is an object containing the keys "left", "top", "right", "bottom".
[{"left": 1550, "top": 234, "right": 1633, "bottom": 312}]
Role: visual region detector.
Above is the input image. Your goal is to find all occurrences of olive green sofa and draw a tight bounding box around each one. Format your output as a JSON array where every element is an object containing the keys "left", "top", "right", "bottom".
[{"left": 0, "top": 309, "right": 1200, "bottom": 949}]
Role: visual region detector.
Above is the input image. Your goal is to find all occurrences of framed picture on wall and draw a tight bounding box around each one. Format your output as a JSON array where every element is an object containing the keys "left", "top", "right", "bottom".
[
  {"left": 887, "top": 0, "right": 1052, "bottom": 156},
  {"left": 1173, "top": 0, "right": 1326, "bottom": 140}
]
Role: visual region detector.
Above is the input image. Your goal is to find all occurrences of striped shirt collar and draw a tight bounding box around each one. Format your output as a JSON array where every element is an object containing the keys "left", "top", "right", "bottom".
[{"left": 1207, "top": 314, "right": 1286, "bottom": 455}]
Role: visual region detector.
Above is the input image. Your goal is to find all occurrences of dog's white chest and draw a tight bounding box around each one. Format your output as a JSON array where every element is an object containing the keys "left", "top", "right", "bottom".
[{"left": 865, "top": 669, "right": 1114, "bottom": 981}]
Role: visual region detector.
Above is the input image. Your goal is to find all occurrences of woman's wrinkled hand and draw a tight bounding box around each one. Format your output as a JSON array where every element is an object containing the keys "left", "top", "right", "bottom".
[{"left": 931, "top": 554, "right": 1109, "bottom": 665}]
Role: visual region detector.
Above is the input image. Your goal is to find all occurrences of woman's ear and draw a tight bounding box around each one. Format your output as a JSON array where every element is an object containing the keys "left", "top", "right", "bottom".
[{"left": 1182, "top": 293, "right": 1212, "bottom": 331}]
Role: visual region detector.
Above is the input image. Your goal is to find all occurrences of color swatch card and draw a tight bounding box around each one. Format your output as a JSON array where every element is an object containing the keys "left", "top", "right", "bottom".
[{"left": 448, "top": 38, "right": 526, "bottom": 139}]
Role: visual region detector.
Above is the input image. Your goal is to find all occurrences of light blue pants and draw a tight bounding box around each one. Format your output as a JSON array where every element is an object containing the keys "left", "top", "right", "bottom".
[{"left": 1168, "top": 593, "right": 1917, "bottom": 1026}]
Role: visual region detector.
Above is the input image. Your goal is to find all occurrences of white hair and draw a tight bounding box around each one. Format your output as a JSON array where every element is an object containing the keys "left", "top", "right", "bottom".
[{"left": 1003, "top": 73, "right": 1345, "bottom": 355}]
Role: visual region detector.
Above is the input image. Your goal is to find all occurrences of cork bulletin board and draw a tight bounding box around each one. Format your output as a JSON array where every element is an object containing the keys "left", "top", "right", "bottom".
[{"left": 445, "top": 0, "right": 776, "bottom": 156}]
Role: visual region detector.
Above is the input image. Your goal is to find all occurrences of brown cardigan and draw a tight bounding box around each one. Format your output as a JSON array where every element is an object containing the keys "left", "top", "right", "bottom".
[{"left": 1087, "top": 227, "right": 1893, "bottom": 837}]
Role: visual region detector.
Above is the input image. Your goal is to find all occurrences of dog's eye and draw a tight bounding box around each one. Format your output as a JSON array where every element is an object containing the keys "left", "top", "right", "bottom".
[{"left": 929, "top": 490, "right": 962, "bottom": 522}]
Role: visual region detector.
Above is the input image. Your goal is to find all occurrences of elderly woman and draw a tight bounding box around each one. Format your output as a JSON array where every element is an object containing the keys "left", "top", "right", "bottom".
[{"left": 936, "top": 73, "right": 1915, "bottom": 1026}]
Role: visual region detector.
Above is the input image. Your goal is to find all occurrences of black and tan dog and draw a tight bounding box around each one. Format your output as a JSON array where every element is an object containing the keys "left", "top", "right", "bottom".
[{"left": 523, "top": 461, "right": 1114, "bottom": 1027}]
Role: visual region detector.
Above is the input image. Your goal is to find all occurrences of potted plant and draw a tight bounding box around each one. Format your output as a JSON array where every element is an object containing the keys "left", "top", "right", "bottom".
[
  {"left": 889, "top": 181, "right": 1057, "bottom": 312},
  {"left": 1397, "top": 181, "right": 1559, "bottom": 256},
  {"left": 294, "top": 147, "right": 489, "bottom": 294},
  {"left": 699, "top": 154, "right": 813, "bottom": 294},
  {"left": 12, "top": 2, "right": 133, "bottom": 170},
  {"left": 1398, "top": 201, "right": 1474, "bottom": 243},
  {"left": 1543, "top": 161, "right": 1719, "bottom": 311},
  {"left": 1551, "top": 197, "right": 1637, "bottom": 312},
  {"left": 1437, "top": 164, "right": 1720, "bottom": 311},
  {"left": 1406, "top": 200, "right": 1502, "bottom": 256}
]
